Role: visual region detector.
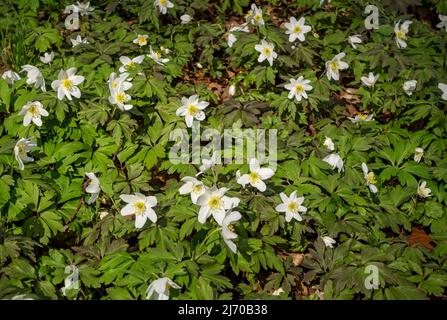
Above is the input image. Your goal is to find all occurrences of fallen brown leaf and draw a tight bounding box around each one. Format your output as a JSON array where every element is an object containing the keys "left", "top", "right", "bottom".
[
  {"left": 338, "top": 87, "right": 361, "bottom": 104},
  {"left": 408, "top": 227, "right": 434, "bottom": 250}
]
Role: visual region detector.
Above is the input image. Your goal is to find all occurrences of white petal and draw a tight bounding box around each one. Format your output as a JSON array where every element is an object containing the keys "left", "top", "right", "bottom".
[
  {"left": 258, "top": 167, "right": 274, "bottom": 180},
  {"left": 237, "top": 174, "right": 250, "bottom": 186},
  {"left": 275, "top": 203, "right": 287, "bottom": 212},
  {"left": 121, "top": 204, "right": 135, "bottom": 216},
  {"left": 252, "top": 179, "right": 266, "bottom": 192},
  {"left": 135, "top": 214, "right": 148, "bottom": 228},
  {"left": 198, "top": 205, "right": 210, "bottom": 224},
  {"left": 145, "top": 208, "right": 157, "bottom": 223}
]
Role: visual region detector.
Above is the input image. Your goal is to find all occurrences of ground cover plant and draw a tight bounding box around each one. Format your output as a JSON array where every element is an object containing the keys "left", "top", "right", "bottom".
[{"left": 0, "top": 0, "right": 446, "bottom": 300}]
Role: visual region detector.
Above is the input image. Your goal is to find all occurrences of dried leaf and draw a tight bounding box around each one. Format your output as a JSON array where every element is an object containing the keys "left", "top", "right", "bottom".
[
  {"left": 408, "top": 227, "right": 434, "bottom": 250},
  {"left": 338, "top": 87, "right": 361, "bottom": 105}
]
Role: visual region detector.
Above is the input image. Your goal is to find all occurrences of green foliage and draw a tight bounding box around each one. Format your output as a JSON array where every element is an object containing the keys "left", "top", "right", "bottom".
[{"left": 0, "top": 0, "right": 446, "bottom": 300}]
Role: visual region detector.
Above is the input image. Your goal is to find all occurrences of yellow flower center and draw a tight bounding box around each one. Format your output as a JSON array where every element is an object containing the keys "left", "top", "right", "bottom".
[
  {"left": 287, "top": 201, "right": 298, "bottom": 212},
  {"left": 419, "top": 187, "right": 429, "bottom": 197},
  {"left": 396, "top": 29, "right": 405, "bottom": 40},
  {"left": 138, "top": 37, "right": 147, "bottom": 45},
  {"left": 415, "top": 151, "right": 423, "bottom": 157},
  {"left": 18, "top": 143, "right": 27, "bottom": 157},
  {"left": 330, "top": 61, "right": 339, "bottom": 72},
  {"left": 262, "top": 47, "right": 271, "bottom": 56},
  {"left": 358, "top": 113, "right": 369, "bottom": 120},
  {"left": 127, "top": 62, "right": 136, "bottom": 68},
  {"left": 295, "top": 83, "right": 304, "bottom": 93},
  {"left": 154, "top": 51, "right": 161, "bottom": 59},
  {"left": 367, "top": 172, "right": 376, "bottom": 185},
  {"left": 116, "top": 92, "right": 128, "bottom": 103},
  {"left": 28, "top": 104, "right": 40, "bottom": 116},
  {"left": 133, "top": 201, "right": 146, "bottom": 215},
  {"left": 245, "top": 10, "right": 253, "bottom": 20},
  {"left": 208, "top": 195, "right": 223, "bottom": 209},
  {"left": 227, "top": 224, "right": 235, "bottom": 232},
  {"left": 254, "top": 14, "right": 262, "bottom": 22},
  {"left": 160, "top": 0, "right": 167, "bottom": 5},
  {"left": 187, "top": 104, "right": 199, "bottom": 116},
  {"left": 248, "top": 171, "right": 261, "bottom": 184},
  {"left": 62, "top": 78, "right": 74, "bottom": 90},
  {"left": 293, "top": 25, "right": 302, "bottom": 33},
  {"left": 192, "top": 184, "right": 203, "bottom": 193}
]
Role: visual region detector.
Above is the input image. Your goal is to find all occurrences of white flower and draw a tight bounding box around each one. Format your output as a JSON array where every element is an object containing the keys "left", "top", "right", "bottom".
[
  {"left": 221, "top": 211, "right": 241, "bottom": 254},
  {"left": 40, "top": 51, "right": 54, "bottom": 64},
  {"left": 99, "top": 211, "right": 110, "bottom": 219},
  {"left": 51, "top": 68, "right": 85, "bottom": 101},
  {"left": 108, "top": 72, "right": 133, "bottom": 111},
  {"left": 61, "top": 265, "right": 79, "bottom": 296},
  {"left": 403, "top": 80, "right": 417, "bottom": 96},
  {"left": 361, "top": 72, "right": 379, "bottom": 87},
  {"left": 120, "top": 193, "right": 157, "bottom": 228},
  {"left": 275, "top": 191, "right": 307, "bottom": 222},
  {"left": 227, "top": 24, "right": 250, "bottom": 47},
  {"left": 70, "top": 35, "right": 89, "bottom": 47},
  {"left": 154, "top": 0, "right": 173, "bottom": 15},
  {"left": 19, "top": 101, "right": 48, "bottom": 127},
  {"left": 196, "top": 187, "right": 240, "bottom": 225},
  {"left": 118, "top": 55, "right": 145, "bottom": 73},
  {"left": 14, "top": 138, "right": 36, "bottom": 171},
  {"left": 1, "top": 70, "right": 21, "bottom": 85},
  {"left": 180, "top": 14, "right": 192, "bottom": 24},
  {"left": 236, "top": 158, "right": 275, "bottom": 192},
  {"left": 323, "top": 137, "right": 335, "bottom": 151},
  {"left": 133, "top": 34, "right": 148, "bottom": 47},
  {"left": 348, "top": 113, "right": 374, "bottom": 123},
  {"left": 146, "top": 277, "right": 180, "bottom": 300},
  {"left": 68, "top": 1, "right": 94, "bottom": 16},
  {"left": 179, "top": 176, "right": 207, "bottom": 204},
  {"left": 85, "top": 172, "right": 100, "bottom": 204},
  {"left": 284, "top": 76, "right": 313, "bottom": 101},
  {"left": 437, "top": 14, "right": 447, "bottom": 31},
  {"left": 348, "top": 35, "right": 362, "bottom": 49},
  {"left": 78, "top": 1, "right": 94, "bottom": 15},
  {"left": 254, "top": 40, "right": 277, "bottom": 66},
  {"left": 414, "top": 147, "right": 424, "bottom": 163},
  {"left": 197, "top": 152, "right": 219, "bottom": 176},
  {"left": 438, "top": 83, "right": 447, "bottom": 100},
  {"left": 417, "top": 181, "right": 432, "bottom": 198},
  {"left": 284, "top": 17, "right": 311, "bottom": 42},
  {"left": 323, "top": 153, "right": 344, "bottom": 173},
  {"left": 176, "top": 95, "right": 209, "bottom": 127},
  {"left": 325, "top": 52, "right": 349, "bottom": 81},
  {"left": 109, "top": 89, "right": 132, "bottom": 111},
  {"left": 246, "top": 3, "right": 264, "bottom": 26},
  {"left": 394, "top": 20, "right": 412, "bottom": 49},
  {"left": 20, "top": 65, "right": 46, "bottom": 92},
  {"left": 321, "top": 236, "right": 336, "bottom": 248},
  {"left": 148, "top": 46, "right": 170, "bottom": 65},
  {"left": 361, "top": 163, "right": 378, "bottom": 193},
  {"left": 364, "top": 5, "right": 379, "bottom": 30},
  {"left": 108, "top": 72, "right": 132, "bottom": 93},
  {"left": 228, "top": 84, "right": 236, "bottom": 96},
  {"left": 272, "top": 288, "right": 285, "bottom": 296},
  {"left": 160, "top": 46, "right": 171, "bottom": 54}
]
